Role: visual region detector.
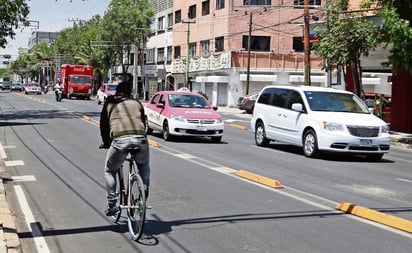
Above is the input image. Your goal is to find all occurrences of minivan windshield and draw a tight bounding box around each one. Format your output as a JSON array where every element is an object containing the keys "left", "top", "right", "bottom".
[{"left": 304, "top": 91, "right": 370, "bottom": 113}]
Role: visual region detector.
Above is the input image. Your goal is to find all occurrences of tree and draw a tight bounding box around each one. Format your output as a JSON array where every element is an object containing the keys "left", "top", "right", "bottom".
[
  {"left": 0, "top": 0, "right": 29, "bottom": 48},
  {"left": 375, "top": 0, "right": 412, "bottom": 132},
  {"left": 33, "top": 42, "right": 55, "bottom": 86},
  {"left": 313, "top": 0, "right": 379, "bottom": 97},
  {"left": 100, "top": 0, "right": 154, "bottom": 80}
]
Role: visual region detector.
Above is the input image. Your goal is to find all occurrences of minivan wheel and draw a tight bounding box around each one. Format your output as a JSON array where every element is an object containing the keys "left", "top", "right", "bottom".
[
  {"left": 255, "top": 122, "right": 269, "bottom": 146},
  {"left": 303, "top": 130, "right": 319, "bottom": 158}
]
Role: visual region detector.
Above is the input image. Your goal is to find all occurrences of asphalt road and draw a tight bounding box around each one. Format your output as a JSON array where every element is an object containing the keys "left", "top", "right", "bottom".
[{"left": 0, "top": 91, "right": 411, "bottom": 252}]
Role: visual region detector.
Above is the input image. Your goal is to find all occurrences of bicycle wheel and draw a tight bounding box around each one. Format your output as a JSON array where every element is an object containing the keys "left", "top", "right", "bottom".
[
  {"left": 127, "top": 170, "right": 146, "bottom": 241},
  {"left": 111, "top": 170, "right": 124, "bottom": 223}
]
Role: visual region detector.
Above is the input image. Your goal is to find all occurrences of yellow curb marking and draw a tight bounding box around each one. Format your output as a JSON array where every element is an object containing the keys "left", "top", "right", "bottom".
[
  {"left": 236, "top": 170, "right": 283, "bottom": 188},
  {"left": 228, "top": 123, "right": 249, "bottom": 130},
  {"left": 336, "top": 202, "right": 412, "bottom": 233},
  {"left": 148, "top": 139, "right": 161, "bottom": 147}
]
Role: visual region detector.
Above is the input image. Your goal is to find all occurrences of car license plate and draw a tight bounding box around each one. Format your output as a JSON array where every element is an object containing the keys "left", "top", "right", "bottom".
[
  {"left": 197, "top": 126, "right": 208, "bottom": 131},
  {"left": 360, "top": 139, "right": 372, "bottom": 146}
]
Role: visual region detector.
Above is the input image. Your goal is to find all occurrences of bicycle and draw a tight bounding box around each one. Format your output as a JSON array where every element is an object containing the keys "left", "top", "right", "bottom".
[{"left": 110, "top": 146, "right": 147, "bottom": 241}]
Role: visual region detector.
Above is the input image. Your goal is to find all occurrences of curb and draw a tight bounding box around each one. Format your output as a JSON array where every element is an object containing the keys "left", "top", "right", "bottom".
[
  {"left": 0, "top": 176, "right": 21, "bottom": 253},
  {"left": 336, "top": 202, "right": 412, "bottom": 233}
]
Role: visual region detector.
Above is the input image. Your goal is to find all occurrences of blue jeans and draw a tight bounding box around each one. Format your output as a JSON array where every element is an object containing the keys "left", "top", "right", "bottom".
[{"left": 104, "top": 135, "right": 150, "bottom": 207}]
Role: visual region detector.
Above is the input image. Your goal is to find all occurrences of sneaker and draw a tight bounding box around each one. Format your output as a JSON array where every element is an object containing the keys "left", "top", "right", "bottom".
[{"left": 105, "top": 206, "right": 120, "bottom": 216}]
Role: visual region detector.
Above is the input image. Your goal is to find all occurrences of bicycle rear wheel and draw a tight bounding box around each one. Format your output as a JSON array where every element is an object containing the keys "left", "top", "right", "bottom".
[
  {"left": 127, "top": 172, "right": 146, "bottom": 241},
  {"left": 111, "top": 170, "right": 124, "bottom": 223}
]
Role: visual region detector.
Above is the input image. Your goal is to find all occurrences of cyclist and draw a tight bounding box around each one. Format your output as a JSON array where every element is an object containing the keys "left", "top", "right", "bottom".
[{"left": 99, "top": 81, "right": 150, "bottom": 216}]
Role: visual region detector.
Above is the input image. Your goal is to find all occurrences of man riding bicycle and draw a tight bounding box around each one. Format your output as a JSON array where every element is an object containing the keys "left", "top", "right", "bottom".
[{"left": 99, "top": 81, "right": 150, "bottom": 216}]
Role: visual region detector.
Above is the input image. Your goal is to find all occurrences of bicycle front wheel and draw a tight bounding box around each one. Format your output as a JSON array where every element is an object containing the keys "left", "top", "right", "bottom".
[{"left": 127, "top": 173, "right": 146, "bottom": 241}]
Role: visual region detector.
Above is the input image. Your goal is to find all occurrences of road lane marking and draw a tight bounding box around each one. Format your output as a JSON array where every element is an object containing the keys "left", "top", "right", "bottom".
[
  {"left": 336, "top": 202, "right": 412, "bottom": 233},
  {"left": 14, "top": 185, "right": 50, "bottom": 253},
  {"left": 396, "top": 178, "right": 412, "bottom": 184},
  {"left": 227, "top": 123, "right": 249, "bottom": 130},
  {"left": 0, "top": 142, "right": 7, "bottom": 159},
  {"left": 10, "top": 175, "right": 37, "bottom": 182},
  {"left": 4, "top": 160, "right": 25, "bottom": 167}
]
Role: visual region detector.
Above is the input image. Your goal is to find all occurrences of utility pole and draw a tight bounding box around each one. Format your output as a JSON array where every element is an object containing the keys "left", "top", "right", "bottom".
[
  {"left": 246, "top": 12, "right": 252, "bottom": 96},
  {"left": 303, "top": 0, "right": 311, "bottom": 86},
  {"left": 182, "top": 18, "right": 195, "bottom": 88}
]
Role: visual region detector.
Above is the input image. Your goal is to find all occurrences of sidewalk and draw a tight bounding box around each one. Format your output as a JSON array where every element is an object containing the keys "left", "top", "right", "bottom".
[{"left": 0, "top": 164, "right": 20, "bottom": 253}]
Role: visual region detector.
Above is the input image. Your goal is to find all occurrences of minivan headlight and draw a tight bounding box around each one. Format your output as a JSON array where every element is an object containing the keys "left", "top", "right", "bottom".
[
  {"left": 323, "top": 122, "right": 344, "bottom": 131},
  {"left": 381, "top": 124, "right": 390, "bottom": 133}
]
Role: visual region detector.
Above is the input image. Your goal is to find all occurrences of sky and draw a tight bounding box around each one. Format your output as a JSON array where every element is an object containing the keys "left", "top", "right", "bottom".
[{"left": 0, "top": 0, "right": 111, "bottom": 60}]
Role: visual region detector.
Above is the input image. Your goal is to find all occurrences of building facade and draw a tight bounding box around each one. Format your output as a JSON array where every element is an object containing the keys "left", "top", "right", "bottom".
[{"left": 143, "top": 0, "right": 391, "bottom": 106}]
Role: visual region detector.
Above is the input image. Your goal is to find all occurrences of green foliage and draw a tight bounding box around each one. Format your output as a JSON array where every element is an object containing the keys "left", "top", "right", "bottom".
[
  {"left": 377, "top": 5, "right": 412, "bottom": 74},
  {"left": 313, "top": 0, "right": 379, "bottom": 68},
  {"left": 101, "top": 0, "right": 154, "bottom": 75},
  {"left": 0, "top": 0, "right": 29, "bottom": 48}
]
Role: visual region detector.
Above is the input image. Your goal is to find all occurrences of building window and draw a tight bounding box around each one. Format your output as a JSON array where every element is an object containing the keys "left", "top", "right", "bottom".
[
  {"left": 174, "top": 46, "right": 181, "bottom": 59},
  {"left": 244, "top": 0, "right": 271, "bottom": 5},
  {"left": 167, "top": 46, "right": 172, "bottom": 62},
  {"left": 146, "top": 48, "right": 155, "bottom": 63},
  {"left": 158, "top": 16, "right": 164, "bottom": 31},
  {"left": 202, "top": 1, "right": 210, "bottom": 16},
  {"left": 242, "top": 35, "right": 270, "bottom": 51},
  {"left": 175, "top": 10, "right": 181, "bottom": 23},
  {"left": 188, "top": 4, "right": 196, "bottom": 19},
  {"left": 215, "top": 36, "right": 224, "bottom": 52},
  {"left": 157, "top": 48, "right": 165, "bottom": 63},
  {"left": 293, "top": 37, "right": 304, "bottom": 52},
  {"left": 216, "top": 0, "right": 225, "bottom": 10},
  {"left": 189, "top": 42, "right": 197, "bottom": 57},
  {"left": 201, "top": 40, "right": 210, "bottom": 56},
  {"left": 293, "top": 0, "right": 321, "bottom": 8},
  {"left": 167, "top": 13, "right": 173, "bottom": 28}
]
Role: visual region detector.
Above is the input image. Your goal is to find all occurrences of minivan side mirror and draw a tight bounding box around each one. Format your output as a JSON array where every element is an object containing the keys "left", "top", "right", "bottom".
[
  {"left": 156, "top": 103, "right": 165, "bottom": 109},
  {"left": 291, "top": 103, "right": 304, "bottom": 112}
]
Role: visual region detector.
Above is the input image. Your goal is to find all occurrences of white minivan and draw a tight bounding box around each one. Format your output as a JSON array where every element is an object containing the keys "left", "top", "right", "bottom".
[{"left": 251, "top": 85, "right": 391, "bottom": 160}]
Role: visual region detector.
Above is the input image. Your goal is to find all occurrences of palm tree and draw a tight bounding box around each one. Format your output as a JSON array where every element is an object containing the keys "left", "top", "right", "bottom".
[{"left": 33, "top": 42, "right": 56, "bottom": 87}]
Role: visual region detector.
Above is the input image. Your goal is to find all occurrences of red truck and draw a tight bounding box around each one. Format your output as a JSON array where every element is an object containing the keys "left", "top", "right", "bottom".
[{"left": 60, "top": 64, "right": 93, "bottom": 99}]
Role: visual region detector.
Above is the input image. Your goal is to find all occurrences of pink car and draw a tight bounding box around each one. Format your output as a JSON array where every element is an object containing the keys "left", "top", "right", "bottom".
[
  {"left": 96, "top": 83, "right": 118, "bottom": 104},
  {"left": 145, "top": 90, "right": 224, "bottom": 142}
]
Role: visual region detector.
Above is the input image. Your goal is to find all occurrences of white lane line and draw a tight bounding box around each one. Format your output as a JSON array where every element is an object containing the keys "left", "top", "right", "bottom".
[
  {"left": 14, "top": 185, "right": 50, "bottom": 253},
  {"left": 11, "top": 175, "right": 37, "bottom": 182},
  {"left": 0, "top": 142, "right": 7, "bottom": 159},
  {"left": 4, "top": 160, "right": 25, "bottom": 167},
  {"left": 173, "top": 153, "right": 197, "bottom": 159},
  {"left": 396, "top": 178, "right": 412, "bottom": 184}
]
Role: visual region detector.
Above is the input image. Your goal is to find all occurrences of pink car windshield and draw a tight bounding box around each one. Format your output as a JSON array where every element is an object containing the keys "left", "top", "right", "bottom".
[{"left": 168, "top": 94, "right": 210, "bottom": 108}]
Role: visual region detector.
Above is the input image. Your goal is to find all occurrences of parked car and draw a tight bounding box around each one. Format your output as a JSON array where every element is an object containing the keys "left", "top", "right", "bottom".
[
  {"left": 0, "top": 81, "right": 11, "bottom": 90},
  {"left": 238, "top": 92, "right": 259, "bottom": 113},
  {"left": 10, "top": 82, "right": 23, "bottom": 92},
  {"left": 24, "top": 82, "right": 42, "bottom": 95},
  {"left": 251, "top": 85, "right": 390, "bottom": 160},
  {"left": 363, "top": 93, "right": 391, "bottom": 123},
  {"left": 96, "top": 83, "right": 118, "bottom": 104},
  {"left": 145, "top": 89, "right": 224, "bottom": 142}
]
